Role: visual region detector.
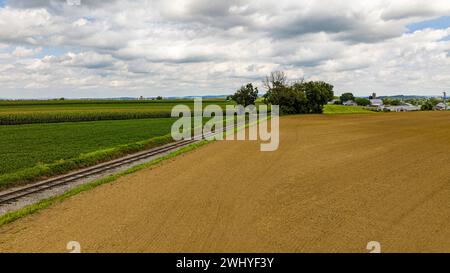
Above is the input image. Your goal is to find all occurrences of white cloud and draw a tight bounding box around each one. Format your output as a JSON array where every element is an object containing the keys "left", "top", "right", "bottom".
[
  {"left": 0, "top": 0, "right": 450, "bottom": 98},
  {"left": 63, "top": 51, "right": 116, "bottom": 69},
  {"left": 12, "top": 46, "right": 42, "bottom": 57},
  {"left": 72, "top": 18, "right": 88, "bottom": 27},
  {"left": 0, "top": 7, "right": 54, "bottom": 44}
]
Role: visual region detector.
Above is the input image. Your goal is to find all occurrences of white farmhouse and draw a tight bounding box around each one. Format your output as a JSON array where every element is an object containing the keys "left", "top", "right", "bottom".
[{"left": 370, "top": 99, "right": 383, "bottom": 107}]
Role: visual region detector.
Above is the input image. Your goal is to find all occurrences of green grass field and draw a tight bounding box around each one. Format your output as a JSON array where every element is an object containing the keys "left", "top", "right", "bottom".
[
  {"left": 0, "top": 118, "right": 178, "bottom": 175},
  {"left": 323, "top": 105, "right": 374, "bottom": 114}
]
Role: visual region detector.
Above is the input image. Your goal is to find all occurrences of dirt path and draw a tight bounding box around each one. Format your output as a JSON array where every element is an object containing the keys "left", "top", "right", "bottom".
[{"left": 1, "top": 112, "right": 450, "bottom": 253}]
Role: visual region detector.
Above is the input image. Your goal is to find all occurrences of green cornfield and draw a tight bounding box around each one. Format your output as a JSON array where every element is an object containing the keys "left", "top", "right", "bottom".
[
  {"left": 0, "top": 99, "right": 235, "bottom": 125},
  {"left": 0, "top": 111, "right": 172, "bottom": 125}
]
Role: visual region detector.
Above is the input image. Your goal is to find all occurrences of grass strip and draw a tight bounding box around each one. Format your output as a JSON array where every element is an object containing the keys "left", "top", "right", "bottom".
[{"left": 323, "top": 105, "right": 375, "bottom": 114}]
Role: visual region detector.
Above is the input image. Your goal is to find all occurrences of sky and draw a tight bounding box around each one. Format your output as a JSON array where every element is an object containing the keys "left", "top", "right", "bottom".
[{"left": 0, "top": 0, "right": 450, "bottom": 99}]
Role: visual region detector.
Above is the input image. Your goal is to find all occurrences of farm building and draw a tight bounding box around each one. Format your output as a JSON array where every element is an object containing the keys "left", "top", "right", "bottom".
[
  {"left": 383, "top": 103, "right": 420, "bottom": 112},
  {"left": 370, "top": 99, "right": 383, "bottom": 107},
  {"left": 435, "top": 102, "right": 448, "bottom": 111},
  {"left": 342, "top": 100, "right": 357, "bottom": 106}
]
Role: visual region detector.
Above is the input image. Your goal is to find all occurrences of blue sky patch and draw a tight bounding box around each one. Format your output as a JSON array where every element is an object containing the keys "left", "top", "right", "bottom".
[
  {"left": 36, "top": 46, "right": 69, "bottom": 58},
  {"left": 407, "top": 16, "right": 450, "bottom": 32}
]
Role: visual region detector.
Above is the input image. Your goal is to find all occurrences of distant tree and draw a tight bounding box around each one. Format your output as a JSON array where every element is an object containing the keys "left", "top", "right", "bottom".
[
  {"left": 382, "top": 98, "right": 390, "bottom": 105},
  {"left": 340, "top": 92, "right": 355, "bottom": 102},
  {"left": 382, "top": 98, "right": 402, "bottom": 105},
  {"left": 156, "top": 96, "right": 163, "bottom": 100},
  {"left": 231, "top": 83, "right": 259, "bottom": 107},
  {"left": 302, "top": 81, "right": 334, "bottom": 113},
  {"left": 391, "top": 99, "right": 402, "bottom": 106},
  {"left": 429, "top": 97, "right": 442, "bottom": 105},
  {"left": 355, "top": 97, "right": 370, "bottom": 106},
  {"left": 421, "top": 98, "right": 441, "bottom": 111},
  {"left": 265, "top": 83, "right": 307, "bottom": 114},
  {"left": 421, "top": 101, "right": 434, "bottom": 111},
  {"left": 405, "top": 98, "right": 420, "bottom": 106}
]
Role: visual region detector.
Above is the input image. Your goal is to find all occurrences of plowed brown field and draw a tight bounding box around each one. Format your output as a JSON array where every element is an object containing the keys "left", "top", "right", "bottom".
[{"left": 1, "top": 112, "right": 450, "bottom": 253}]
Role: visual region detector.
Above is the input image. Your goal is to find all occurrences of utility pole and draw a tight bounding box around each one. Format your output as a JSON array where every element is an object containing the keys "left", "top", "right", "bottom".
[{"left": 445, "top": 92, "right": 448, "bottom": 111}]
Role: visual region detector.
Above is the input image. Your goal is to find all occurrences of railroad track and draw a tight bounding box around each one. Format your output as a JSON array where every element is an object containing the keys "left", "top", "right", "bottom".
[{"left": 0, "top": 127, "right": 232, "bottom": 206}]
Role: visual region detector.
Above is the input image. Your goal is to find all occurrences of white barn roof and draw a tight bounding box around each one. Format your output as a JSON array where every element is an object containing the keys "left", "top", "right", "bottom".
[{"left": 370, "top": 99, "right": 383, "bottom": 105}]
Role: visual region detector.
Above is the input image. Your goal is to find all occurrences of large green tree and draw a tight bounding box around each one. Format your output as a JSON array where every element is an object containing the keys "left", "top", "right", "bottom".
[
  {"left": 263, "top": 72, "right": 334, "bottom": 114},
  {"left": 302, "top": 81, "right": 334, "bottom": 113},
  {"left": 264, "top": 84, "right": 307, "bottom": 114},
  {"left": 231, "top": 83, "right": 259, "bottom": 107}
]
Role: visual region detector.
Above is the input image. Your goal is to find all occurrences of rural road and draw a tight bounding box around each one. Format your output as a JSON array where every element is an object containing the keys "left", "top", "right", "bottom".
[{"left": 1, "top": 112, "right": 450, "bottom": 252}]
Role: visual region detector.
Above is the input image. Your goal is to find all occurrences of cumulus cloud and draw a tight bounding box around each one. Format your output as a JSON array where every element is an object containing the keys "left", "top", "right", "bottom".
[
  {"left": 54, "top": 51, "right": 116, "bottom": 69},
  {"left": 7, "top": 0, "right": 118, "bottom": 10},
  {"left": 0, "top": 0, "right": 450, "bottom": 98},
  {"left": 12, "top": 46, "right": 42, "bottom": 57}
]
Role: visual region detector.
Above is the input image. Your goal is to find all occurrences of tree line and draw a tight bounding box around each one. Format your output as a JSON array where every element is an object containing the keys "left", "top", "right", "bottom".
[
  {"left": 230, "top": 74, "right": 448, "bottom": 113},
  {"left": 332, "top": 92, "right": 447, "bottom": 111},
  {"left": 230, "top": 71, "right": 334, "bottom": 114}
]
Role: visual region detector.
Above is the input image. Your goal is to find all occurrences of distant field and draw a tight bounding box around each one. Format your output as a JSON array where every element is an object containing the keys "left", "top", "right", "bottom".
[
  {"left": 323, "top": 105, "right": 374, "bottom": 114},
  {"left": 0, "top": 100, "right": 234, "bottom": 125},
  {"left": 0, "top": 100, "right": 368, "bottom": 125},
  {"left": 0, "top": 99, "right": 220, "bottom": 106},
  {"left": 0, "top": 99, "right": 375, "bottom": 188}
]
